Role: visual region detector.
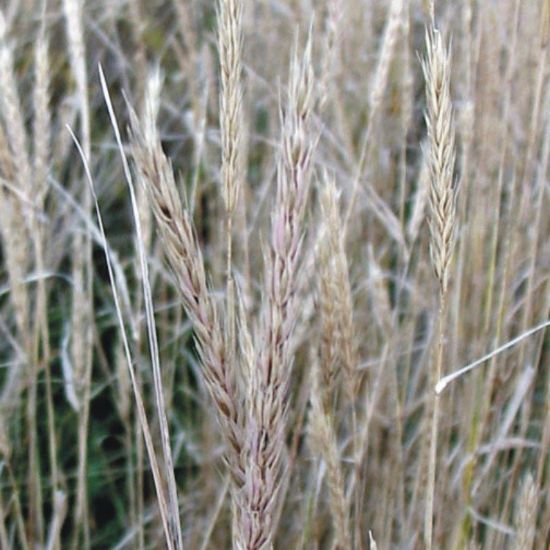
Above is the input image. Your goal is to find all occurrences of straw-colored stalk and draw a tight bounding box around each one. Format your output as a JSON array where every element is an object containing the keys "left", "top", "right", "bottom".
[{"left": 422, "top": 26, "right": 457, "bottom": 549}]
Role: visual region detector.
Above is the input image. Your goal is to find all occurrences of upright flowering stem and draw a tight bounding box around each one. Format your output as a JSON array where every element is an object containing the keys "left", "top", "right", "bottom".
[
  {"left": 422, "top": 26, "right": 457, "bottom": 549},
  {"left": 235, "top": 35, "right": 315, "bottom": 550}
]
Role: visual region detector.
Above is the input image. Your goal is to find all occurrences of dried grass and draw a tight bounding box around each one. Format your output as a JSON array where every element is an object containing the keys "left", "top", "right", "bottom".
[{"left": 0, "top": 1, "right": 547, "bottom": 549}]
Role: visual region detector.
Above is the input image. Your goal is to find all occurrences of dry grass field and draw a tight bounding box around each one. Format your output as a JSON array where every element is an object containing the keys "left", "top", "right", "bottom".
[{"left": 0, "top": 0, "right": 548, "bottom": 548}]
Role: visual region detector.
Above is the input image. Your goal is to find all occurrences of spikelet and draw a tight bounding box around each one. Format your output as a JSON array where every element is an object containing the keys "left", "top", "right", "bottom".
[
  {"left": 422, "top": 28, "right": 457, "bottom": 293},
  {"left": 129, "top": 99, "right": 245, "bottom": 485},
  {"left": 0, "top": 11, "right": 33, "bottom": 203},
  {"left": 319, "top": 0, "right": 343, "bottom": 108},
  {"left": 0, "top": 12, "right": 32, "bottom": 342},
  {"left": 308, "top": 360, "right": 350, "bottom": 549},
  {"left": 235, "top": 32, "right": 316, "bottom": 550},
  {"left": 62, "top": 0, "right": 90, "bottom": 155},
  {"left": 33, "top": 32, "right": 51, "bottom": 209},
  {"left": 218, "top": 0, "right": 244, "bottom": 214},
  {"left": 318, "top": 172, "right": 355, "bottom": 396},
  {"left": 369, "top": 0, "right": 403, "bottom": 111},
  {"left": 0, "top": 123, "right": 29, "bottom": 341}
]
